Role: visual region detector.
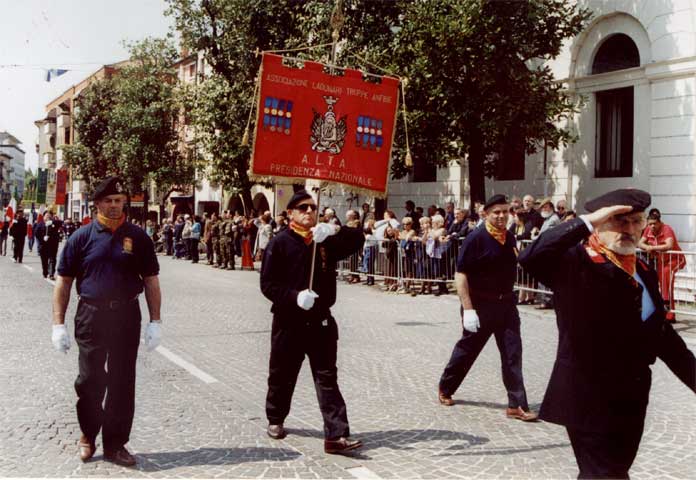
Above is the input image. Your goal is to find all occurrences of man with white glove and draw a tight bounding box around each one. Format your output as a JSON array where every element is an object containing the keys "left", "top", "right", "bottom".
[
  {"left": 52, "top": 176, "right": 162, "bottom": 467},
  {"left": 260, "top": 190, "right": 365, "bottom": 455},
  {"left": 437, "top": 194, "right": 537, "bottom": 422},
  {"left": 52, "top": 324, "right": 71, "bottom": 353}
]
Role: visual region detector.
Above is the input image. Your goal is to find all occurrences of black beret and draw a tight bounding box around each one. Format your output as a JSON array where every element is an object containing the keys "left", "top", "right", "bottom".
[
  {"left": 286, "top": 190, "right": 314, "bottom": 210},
  {"left": 92, "top": 176, "right": 128, "bottom": 201},
  {"left": 484, "top": 194, "right": 508, "bottom": 211},
  {"left": 584, "top": 188, "right": 651, "bottom": 213}
]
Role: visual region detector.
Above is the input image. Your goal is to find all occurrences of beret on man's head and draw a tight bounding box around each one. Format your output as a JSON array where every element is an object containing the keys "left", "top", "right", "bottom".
[
  {"left": 484, "top": 194, "right": 508, "bottom": 211},
  {"left": 92, "top": 176, "right": 128, "bottom": 201},
  {"left": 584, "top": 188, "right": 651, "bottom": 213},
  {"left": 286, "top": 190, "right": 313, "bottom": 210}
]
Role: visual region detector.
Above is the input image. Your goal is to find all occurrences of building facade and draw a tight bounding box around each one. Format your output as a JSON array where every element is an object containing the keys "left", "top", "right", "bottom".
[{"left": 0, "top": 132, "right": 26, "bottom": 206}]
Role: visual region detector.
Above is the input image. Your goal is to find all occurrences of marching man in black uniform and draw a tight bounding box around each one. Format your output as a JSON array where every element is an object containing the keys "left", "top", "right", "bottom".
[
  {"left": 518, "top": 189, "right": 696, "bottom": 479},
  {"left": 51, "top": 176, "right": 162, "bottom": 467},
  {"left": 438, "top": 194, "right": 538, "bottom": 421},
  {"left": 260, "top": 189, "right": 364, "bottom": 454}
]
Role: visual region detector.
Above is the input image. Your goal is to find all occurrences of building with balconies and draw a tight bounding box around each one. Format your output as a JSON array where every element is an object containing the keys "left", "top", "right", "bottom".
[{"left": 0, "top": 132, "right": 25, "bottom": 206}]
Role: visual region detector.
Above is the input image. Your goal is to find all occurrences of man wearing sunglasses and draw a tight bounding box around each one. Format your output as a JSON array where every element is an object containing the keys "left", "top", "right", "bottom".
[
  {"left": 519, "top": 188, "right": 696, "bottom": 479},
  {"left": 260, "top": 189, "right": 365, "bottom": 454}
]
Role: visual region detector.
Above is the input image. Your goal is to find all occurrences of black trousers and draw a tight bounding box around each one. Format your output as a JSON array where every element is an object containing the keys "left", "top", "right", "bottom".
[
  {"left": 13, "top": 237, "right": 25, "bottom": 262},
  {"left": 40, "top": 251, "right": 57, "bottom": 277},
  {"left": 566, "top": 422, "right": 645, "bottom": 479},
  {"left": 438, "top": 302, "right": 529, "bottom": 409},
  {"left": 266, "top": 314, "right": 350, "bottom": 440},
  {"left": 73, "top": 300, "right": 141, "bottom": 451}
]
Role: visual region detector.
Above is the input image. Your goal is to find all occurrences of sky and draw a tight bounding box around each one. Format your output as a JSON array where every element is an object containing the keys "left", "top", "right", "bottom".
[{"left": 0, "top": 0, "right": 174, "bottom": 173}]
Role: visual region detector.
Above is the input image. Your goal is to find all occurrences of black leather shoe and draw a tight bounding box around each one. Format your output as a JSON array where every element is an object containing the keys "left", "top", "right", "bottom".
[
  {"left": 267, "top": 424, "right": 287, "bottom": 440},
  {"left": 104, "top": 446, "right": 136, "bottom": 467},
  {"left": 78, "top": 434, "right": 95, "bottom": 462},
  {"left": 324, "top": 437, "right": 363, "bottom": 454}
]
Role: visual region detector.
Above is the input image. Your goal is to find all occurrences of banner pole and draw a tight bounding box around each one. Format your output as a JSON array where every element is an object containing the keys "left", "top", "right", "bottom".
[{"left": 308, "top": 185, "right": 322, "bottom": 292}]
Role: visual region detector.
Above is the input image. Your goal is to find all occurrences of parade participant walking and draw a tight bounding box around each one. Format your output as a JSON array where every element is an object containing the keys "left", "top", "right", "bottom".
[
  {"left": 638, "top": 208, "right": 686, "bottom": 322},
  {"left": 518, "top": 189, "right": 696, "bottom": 479},
  {"left": 438, "top": 194, "right": 537, "bottom": 422},
  {"left": 0, "top": 214, "right": 8, "bottom": 256},
  {"left": 34, "top": 211, "right": 61, "bottom": 279},
  {"left": 260, "top": 190, "right": 364, "bottom": 454},
  {"left": 10, "top": 209, "right": 28, "bottom": 263},
  {"left": 51, "top": 176, "right": 162, "bottom": 467}
]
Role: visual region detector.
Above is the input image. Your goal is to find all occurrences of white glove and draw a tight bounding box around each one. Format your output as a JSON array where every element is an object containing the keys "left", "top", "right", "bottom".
[
  {"left": 311, "top": 223, "right": 338, "bottom": 243},
  {"left": 145, "top": 322, "right": 162, "bottom": 351},
  {"left": 297, "top": 289, "right": 319, "bottom": 310},
  {"left": 52, "top": 324, "right": 71, "bottom": 353},
  {"left": 44, "top": 235, "right": 49, "bottom": 241},
  {"left": 462, "top": 309, "right": 480, "bottom": 333}
]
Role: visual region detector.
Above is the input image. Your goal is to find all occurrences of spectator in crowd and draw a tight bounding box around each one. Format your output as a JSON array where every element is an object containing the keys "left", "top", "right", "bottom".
[
  {"left": 427, "top": 205, "right": 438, "bottom": 218},
  {"left": 323, "top": 208, "right": 342, "bottom": 227},
  {"left": 521, "top": 194, "right": 543, "bottom": 237},
  {"left": 447, "top": 208, "right": 470, "bottom": 240},
  {"left": 476, "top": 204, "right": 486, "bottom": 227},
  {"left": 399, "top": 217, "right": 418, "bottom": 295},
  {"left": 27, "top": 216, "right": 34, "bottom": 252},
  {"left": 383, "top": 222, "right": 400, "bottom": 291},
  {"left": 254, "top": 213, "right": 274, "bottom": 266},
  {"left": 203, "top": 213, "right": 214, "bottom": 264},
  {"left": 10, "top": 209, "right": 28, "bottom": 263},
  {"left": 240, "top": 217, "right": 255, "bottom": 270},
  {"left": 415, "top": 206, "right": 424, "bottom": 219},
  {"left": 556, "top": 199, "right": 568, "bottom": 219},
  {"left": 145, "top": 220, "right": 155, "bottom": 243},
  {"left": 535, "top": 198, "right": 561, "bottom": 309},
  {"left": 415, "top": 216, "right": 432, "bottom": 293},
  {"left": 404, "top": 200, "right": 421, "bottom": 232},
  {"left": 182, "top": 215, "right": 193, "bottom": 260},
  {"left": 362, "top": 219, "right": 378, "bottom": 286},
  {"left": 345, "top": 210, "right": 362, "bottom": 283},
  {"left": 426, "top": 214, "right": 449, "bottom": 296},
  {"left": 638, "top": 208, "right": 686, "bottom": 322},
  {"left": 562, "top": 210, "right": 577, "bottom": 222},
  {"left": 444, "top": 202, "right": 455, "bottom": 229},
  {"left": 162, "top": 219, "right": 173, "bottom": 256},
  {"left": 190, "top": 215, "right": 202, "bottom": 264},
  {"left": 274, "top": 214, "right": 287, "bottom": 234},
  {"left": 359, "top": 202, "right": 371, "bottom": 228},
  {"left": 173, "top": 215, "right": 185, "bottom": 259}
]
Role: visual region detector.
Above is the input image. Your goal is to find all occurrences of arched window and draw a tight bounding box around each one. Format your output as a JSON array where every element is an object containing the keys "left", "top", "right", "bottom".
[
  {"left": 592, "top": 33, "right": 640, "bottom": 74},
  {"left": 593, "top": 34, "right": 638, "bottom": 178}
]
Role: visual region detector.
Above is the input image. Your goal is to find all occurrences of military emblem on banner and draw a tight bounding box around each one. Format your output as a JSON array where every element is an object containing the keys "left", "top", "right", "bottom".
[
  {"left": 356, "top": 116, "right": 384, "bottom": 152},
  {"left": 263, "top": 97, "right": 293, "bottom": 135},
  {"left": 310, "top": 96, "right": 347, "bottom": 155}
]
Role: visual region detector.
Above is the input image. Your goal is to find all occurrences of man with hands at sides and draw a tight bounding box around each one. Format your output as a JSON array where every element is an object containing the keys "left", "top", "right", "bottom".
[
  {"left": 437, "top": 194, "right": 538, "bottom": 422},
  {"left": 260, "top": 190, "right": 365, "bottom": 455},
  {"left": 51, "top": 176, "right": 162, "bottom": 467}
]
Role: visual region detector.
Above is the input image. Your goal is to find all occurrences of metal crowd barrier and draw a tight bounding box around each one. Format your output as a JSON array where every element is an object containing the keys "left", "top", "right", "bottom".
[{"left": 337, "top": 238, "right": 696, "bottom": 316}]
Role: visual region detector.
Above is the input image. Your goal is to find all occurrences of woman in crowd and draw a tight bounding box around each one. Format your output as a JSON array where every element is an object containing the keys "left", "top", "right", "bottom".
[
  {"left": 425, "top": 214, "right": 449, "bottom": 296},
  {"left": 399, "top": 217, "right": 418, "bottom": 296},
  {"left": 240, "top": 217, "right": 255, "bottom": 270},
  {"left": 361, "top": 218, "right": 378, "bottom": 286},
  {"left": 415, "top": 216, "right": 432, "bottom": 294},
  {"left": 638, "top": 208, "right": 686, "bottom": 322},
  {"left": 190, "top": 215, "right": 202, "bottom": 264},
  {"left": 254, "top": 213, "right": 273, "bottom": 267},
  {"left": 181, "top": 215, "right": 193, "bottom": 259}
]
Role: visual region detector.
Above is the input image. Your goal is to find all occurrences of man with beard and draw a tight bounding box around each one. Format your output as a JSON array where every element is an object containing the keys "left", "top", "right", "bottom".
[{"left": 519, "top": 189, "right": 696, "bottom": 479}]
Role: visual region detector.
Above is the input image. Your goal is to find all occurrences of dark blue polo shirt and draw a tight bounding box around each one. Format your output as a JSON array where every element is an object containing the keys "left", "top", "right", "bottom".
[
  {"left": 58, "top": 220, "right": 159, "bottom": 301},
  {"left": 456, "top": 224, "right": 517, "bottom": 294}
]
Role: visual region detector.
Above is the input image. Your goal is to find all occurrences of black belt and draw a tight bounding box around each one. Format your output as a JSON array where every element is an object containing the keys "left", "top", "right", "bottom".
[
  {"left": 470, "top": 290, "right": 515, "bottom": 302},
  {"left": 79, "top": 296, "right": 139, "bottom": 310}
]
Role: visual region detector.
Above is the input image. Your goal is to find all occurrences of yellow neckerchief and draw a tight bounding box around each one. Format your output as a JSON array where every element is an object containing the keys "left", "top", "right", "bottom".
[
  {"left": 289, "top": 220, "right": 313, "bottom": 245},
  {"left": 97, "top": 213, "right": 126, "bottom": 232},
  {"left": 587, "top": 232, "right": 636, "bottom": 277},
  {"left": 485, "top": 220, "right": 507, "bottom": 245}
]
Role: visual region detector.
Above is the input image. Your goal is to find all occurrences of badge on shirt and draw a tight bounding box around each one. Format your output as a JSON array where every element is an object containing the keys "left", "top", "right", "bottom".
[{"left": 123, "top": 237, "right": 134, "bottom": 254}]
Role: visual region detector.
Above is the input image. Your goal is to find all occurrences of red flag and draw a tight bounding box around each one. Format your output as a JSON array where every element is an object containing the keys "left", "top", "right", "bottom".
[{"left": 251, "top": 54, "right": 400, "bottom": 196}]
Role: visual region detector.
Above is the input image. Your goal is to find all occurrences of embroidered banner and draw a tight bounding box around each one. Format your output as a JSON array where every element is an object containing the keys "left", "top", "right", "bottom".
[
  {"left": 55, "top": 169, "right": 68, "bottom": 205},
  {"left": 250, "top": 53, "right": 400, "bottom": 196}
]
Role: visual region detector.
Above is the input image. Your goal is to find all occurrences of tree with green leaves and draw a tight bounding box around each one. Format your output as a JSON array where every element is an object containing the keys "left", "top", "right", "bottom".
[{"left": 63, "top": 37, "right": 195, "bottom": 219}]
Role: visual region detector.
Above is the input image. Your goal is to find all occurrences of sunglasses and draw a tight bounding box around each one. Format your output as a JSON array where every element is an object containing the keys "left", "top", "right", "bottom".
[{"left": 294, "top": 204, "right": 317, "bottom": 212}]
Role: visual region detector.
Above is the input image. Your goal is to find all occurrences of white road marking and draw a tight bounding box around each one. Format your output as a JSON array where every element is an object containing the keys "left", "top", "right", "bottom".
[
  {"left": 153, "top": 345, "right": 219, "bottom": 384},
  {"left": 346, "top": 466, "right": 382, "bottom": 479},
  {"left": 22, "top": 265, "right": 33, "bottom": 272}
]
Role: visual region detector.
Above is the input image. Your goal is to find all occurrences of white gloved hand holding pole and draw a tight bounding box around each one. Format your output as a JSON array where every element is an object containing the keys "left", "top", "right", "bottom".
[
  {"left": 145, "top": 321, "right": 162, "bottom": 351},
  {"left": 52, "top": 324, "right": 71, "bottom": 353},
  {"left": 297, "top": 289, "right": 319, "bottom": 310},
  {"left": 462, "top": 309, "right": 480, "bottom": 333},
  {"left": 311, "top": 223, "right": 339, "bottom": 244}
]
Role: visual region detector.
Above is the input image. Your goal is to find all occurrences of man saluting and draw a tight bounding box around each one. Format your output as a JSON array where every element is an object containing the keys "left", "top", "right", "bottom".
[
  {"left": 519, "top": 189, "right": 696, "bottom": 479},
  {"left": 260, "top": 189, "right": 364, "bottom": 454},
  {"left": 51, "top": 176, "right": 163, "bottom": 467}
]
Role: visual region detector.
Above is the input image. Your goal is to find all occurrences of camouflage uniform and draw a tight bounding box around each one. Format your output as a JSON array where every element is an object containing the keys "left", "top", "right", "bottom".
[
  {"left": 222, "top": 219, "right": 235, "bottom": 270},
  {"left": 211, "top": 219, "right": 222, "bottom": 268}
]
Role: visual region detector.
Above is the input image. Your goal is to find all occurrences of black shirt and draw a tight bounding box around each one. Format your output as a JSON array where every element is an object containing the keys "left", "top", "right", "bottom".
[
  {"left": 456, "top": 224, "right": 517, "bottom": 296},
  {"left": 58, "top": 220, "right": 159, "bottom": 301},
  {"left": 260, "top": 226, "right": 364, "bottom": 320}
]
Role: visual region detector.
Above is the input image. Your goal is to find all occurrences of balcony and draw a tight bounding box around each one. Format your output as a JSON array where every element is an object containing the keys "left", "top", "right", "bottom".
[
  {"left": 43, "top": 122, "right": 56, "bottom": 135},
  {"left": 42, "top": 152, "right": 55, "bottom": 167},
  {"left": 57, "top": 114, "right": 71, "bottom": 129}
]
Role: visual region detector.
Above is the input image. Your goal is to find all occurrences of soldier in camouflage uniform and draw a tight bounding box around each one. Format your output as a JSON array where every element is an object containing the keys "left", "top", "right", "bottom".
[
  {"left": 223, "top": 211, "right": 236, "bottom": 270},
  {"left": 218, "top": 211, "right": 229, "bottom": 269},
  {"left": 211, "top": 213, "right": 222, "bottom": 268}
]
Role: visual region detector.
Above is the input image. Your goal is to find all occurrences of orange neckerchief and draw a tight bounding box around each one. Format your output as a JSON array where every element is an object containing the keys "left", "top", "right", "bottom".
[
  {"left": 587, "top": 232, "right": 636, "bottom": 277},
  {"left": 290, "top": 220, "right": 313, "bottom": 245},
  {"left": 97, "top": 213, "right": 126, "bottom": 232},
  {"left": 485, "top": 221, "right": 507, "bottom": 245}
]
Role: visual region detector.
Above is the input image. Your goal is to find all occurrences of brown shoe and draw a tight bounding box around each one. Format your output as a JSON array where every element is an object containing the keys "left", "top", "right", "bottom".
[
  {"left": 324, "top": 437, "right": 363, "bottom": 454},
  {"left": 438, "top": 390, "right": 454, "bottom": 406},
  {"left": 506, "top": 407, "right": 539, "bottom": 422},
  {"left": 267, "top": 424, "right": 287, "bottom": 440},
  {"left": 78, "top": 435, "right": 95, "bottom": 462},
  {"left": 104, "top": 446, "right": 136, "bottom": 467}
]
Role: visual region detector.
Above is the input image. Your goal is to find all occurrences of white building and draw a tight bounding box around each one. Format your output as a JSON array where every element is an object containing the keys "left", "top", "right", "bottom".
[{"left": 0, "top": 132, "right": 26, "bottom": 204}]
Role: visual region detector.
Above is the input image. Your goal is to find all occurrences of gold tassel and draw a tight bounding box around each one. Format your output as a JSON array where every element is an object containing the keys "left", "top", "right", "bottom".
[
  {"left": 241, "top": 127, "right": 250, "bottom": 147},
  {"left": 405, "top": 150, "right": 413, "bottom": 168}
]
